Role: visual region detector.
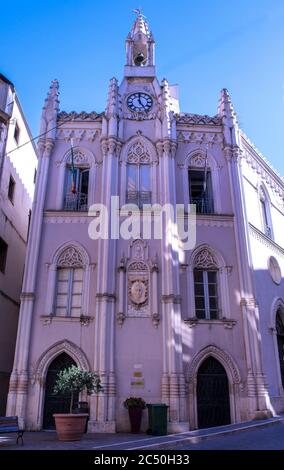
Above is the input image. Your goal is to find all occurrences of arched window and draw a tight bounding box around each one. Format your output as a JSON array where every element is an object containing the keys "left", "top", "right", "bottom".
[
  {"left": 55, "top": 247, "right": 84, "bottom": 317},
  {"left": 259, "top": 186, "right": 272, "bottom": 238},
  {"left": 64, "top": 149, "right": 90, "bottom": 211},
  {"left": 187, "top": 152, "right": 217, "bottom": 214},
  {"left": 276, "top": 310, "right": 284, "bottom": 388},
  {"left": 126, "top": 140, "right": 151, "bottom": 207},
  {"left": 193, "top": 248, "right": 219, "bottom": 319}
]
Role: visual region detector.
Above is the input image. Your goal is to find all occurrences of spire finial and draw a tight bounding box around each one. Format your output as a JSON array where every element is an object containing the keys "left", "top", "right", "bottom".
[{"left": 132, "top": 7, "right": 144, "bottom": 17}]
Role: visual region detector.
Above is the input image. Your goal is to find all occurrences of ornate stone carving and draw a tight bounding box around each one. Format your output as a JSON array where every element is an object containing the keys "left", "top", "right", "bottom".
[
  {"left": 187, "top": 345, "right": 241, "bottom": 385},
  {"left": 124, "top": 111, "right": 157, "bottom": 121},
  {"left": 57, "top": 128, "right": 100, "bottom": 144},
  {"left": 117, "top": 312, "right": 126, "bottom": 327},
  {"left": 241, "top": 131, "right": 284, "bottom": 199},
  {"left": 194, "top": 248, "right": 218, "bottom": 269},
  {"left": 57, "top": 246, "right": 84, "bottom": 267},
  {"left": 249, "top": 224, "right": 284, "bottom": 259},
  {"left": 32, "top": 340, "right": 91, "bottom": 385},
  {"left": 189, "top": 154, "right": 205, "bottom": 168},
  {"left": 177, "top": 131, "right": 223, "bottom": 145},
  {"left": 175, "top": 113, "right": 222, "bottom": 126},
  {"left": 127, "top": 140, "right": 151, "bottom": 164},
  {"left": 66, "top": 149, "right": 88, "bottom": 165},
  {"left": 127, "top": 243, "right": 150, "bottom": 317},
  {"left": 132, "top": 239, "right": 145, "bottom": 260},
  {"left": 57, "top": 111, "right": 103, "bottom": 122},
  {"left": 44, "top": 214, "right": 90, "bottom": 224},
  {"left": 129, "top": 279, "right": 148, "bottom": 306}
]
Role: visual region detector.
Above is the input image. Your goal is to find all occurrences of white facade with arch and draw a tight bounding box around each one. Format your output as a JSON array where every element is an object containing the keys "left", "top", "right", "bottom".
[
  {"left": 7, "top": 13, "right": 284, "bottom": 432},
  {"left": 30, "top": 340, "right": 90, "bottom": 430},
  {"left": 187, "top": 345, "right": 242, "bottom": 429}
]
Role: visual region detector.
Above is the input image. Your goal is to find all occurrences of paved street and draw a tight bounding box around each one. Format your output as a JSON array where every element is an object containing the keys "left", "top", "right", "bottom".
[
  {"left": 175, "top": 422, "right": 284, "bottom": 450},
  {"left": 0, "top": 418, "right": 284, "bottom": 451}
]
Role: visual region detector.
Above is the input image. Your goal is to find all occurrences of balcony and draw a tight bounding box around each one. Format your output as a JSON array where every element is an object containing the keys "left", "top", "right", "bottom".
[
  {"left": 126, "top": 190, "right": 151, "bottom": 208},
  {"left": 64, "top": 192, "right": 88, "bottom": 212},
  {"left": 190, "top": 196, "right": 214, "bottom": 214}
]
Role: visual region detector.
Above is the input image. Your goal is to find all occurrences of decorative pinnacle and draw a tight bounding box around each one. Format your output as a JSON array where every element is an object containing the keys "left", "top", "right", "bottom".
[{"left": 130, "top": 8, "right": 151, "bottom": 38}]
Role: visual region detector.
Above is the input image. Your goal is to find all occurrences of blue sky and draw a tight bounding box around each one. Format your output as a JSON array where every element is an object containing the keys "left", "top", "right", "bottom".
[{"left": 1, "top": 0, "right": 284, "bottom": 175}]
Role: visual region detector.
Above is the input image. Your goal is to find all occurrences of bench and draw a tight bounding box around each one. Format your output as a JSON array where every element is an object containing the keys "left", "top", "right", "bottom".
[{"left": 0, "top": 416, "right": 24, "bottom": 445}]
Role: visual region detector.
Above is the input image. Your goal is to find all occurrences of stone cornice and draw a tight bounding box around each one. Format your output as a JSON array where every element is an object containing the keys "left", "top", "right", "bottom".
[
  {"left": 56, "top": 128, "right": 101, "bottom": 143},
  {"left": 249, "top": 223, "right": 284, "bottom": 258},
  {"left": 176, "top": 130, "right": 223, "bottom": 145},
  {"left": 57, "top": 111, "right": 103, "bottom": 122},
  {"left": 175, "top": 113, "right": 222, "bottom": 126},
  {"left": 40, "top": 315, "right": 94, "bottom": 326},
  {"left": 44, "top": 211, "right": 90, "bottom": 224},
  {"left": 241, "top": 132, "right": 284, "bottom": 195},
  {"left": 184, "top": 318, "right": 237, "bottom": 329},
  {"left": 183, "top": 213, "right": 234, "bottom": 227}
]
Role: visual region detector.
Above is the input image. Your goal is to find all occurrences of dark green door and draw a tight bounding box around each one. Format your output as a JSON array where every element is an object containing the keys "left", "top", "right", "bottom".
[
  {"left": 197, "top": 356, "right": 231, "bottom": 429},
  {"left": 43, "top": 353, "right": 78, "bottom": 429}
]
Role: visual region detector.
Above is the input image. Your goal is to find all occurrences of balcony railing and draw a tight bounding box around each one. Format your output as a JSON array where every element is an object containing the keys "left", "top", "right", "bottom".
[
  {"left": 190, "top": 196, "right": 214, "bottom": 214},
  {"left": 64, "top": 192, "right": 88, "bottom": 212},
  {"left": 126, "top": 190, "right": 152, "bottom": 208}
]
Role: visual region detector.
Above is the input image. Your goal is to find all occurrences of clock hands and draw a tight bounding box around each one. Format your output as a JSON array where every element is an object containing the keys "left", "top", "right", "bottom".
[{"left": 138, "top": 95, "right": 145, "bottom": 108}]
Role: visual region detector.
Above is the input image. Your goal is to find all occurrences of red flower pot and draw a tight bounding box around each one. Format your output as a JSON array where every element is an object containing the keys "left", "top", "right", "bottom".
[{"left": 128, "top": 407, "right": 143, "bottom": 433}]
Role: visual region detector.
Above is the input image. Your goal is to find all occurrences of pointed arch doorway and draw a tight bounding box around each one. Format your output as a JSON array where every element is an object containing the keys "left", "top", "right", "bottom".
[
  {"left": 43, "top": 353, "right": 78, "bottom": 429},
  {"left": 197, "top": 356, "right": 231, "bottom": 429}
]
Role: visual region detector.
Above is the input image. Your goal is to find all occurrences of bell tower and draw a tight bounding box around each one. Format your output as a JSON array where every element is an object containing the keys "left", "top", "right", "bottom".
[{"left": 125, "top": 10, "right": 155, "bottom": 77}]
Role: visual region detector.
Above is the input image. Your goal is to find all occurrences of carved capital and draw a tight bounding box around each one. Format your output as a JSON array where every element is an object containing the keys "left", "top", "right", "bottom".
[{"left": 117, "top": 312, "right": 126, "bottom": 327}]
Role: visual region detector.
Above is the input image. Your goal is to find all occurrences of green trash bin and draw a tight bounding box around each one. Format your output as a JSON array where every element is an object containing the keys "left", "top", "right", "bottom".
[{"left": 147, "top": 403, "right": 168, "bottom": 436}]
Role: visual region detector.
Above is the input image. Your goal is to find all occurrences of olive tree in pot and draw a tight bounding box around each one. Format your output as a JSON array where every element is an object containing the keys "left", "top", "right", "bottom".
[
  {"left": 53, "top": 365, "right": 102, "bottom": 441},
  {"left": 123, "top": 397, "right": 146, "bottom": 433}
]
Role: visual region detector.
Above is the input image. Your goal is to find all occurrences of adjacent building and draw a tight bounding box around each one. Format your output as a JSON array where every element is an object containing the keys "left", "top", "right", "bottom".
[
  {"left": 7, "top": 14, "right": 284, "bottom": 432},
  {"left": 0, "top": 73, "right": 37, "bottom": 414}
]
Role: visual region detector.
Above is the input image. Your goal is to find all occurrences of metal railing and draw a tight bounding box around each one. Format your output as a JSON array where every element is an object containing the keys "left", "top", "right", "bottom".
[
  {"left": 64, "top": 192, "right": 88, "bottom": 212},
  {"left": 190, "top": 196, "right": 214, "bottom": 214},
  {"left": 126, "top": 190, "right": 152, "bottom": 208}
]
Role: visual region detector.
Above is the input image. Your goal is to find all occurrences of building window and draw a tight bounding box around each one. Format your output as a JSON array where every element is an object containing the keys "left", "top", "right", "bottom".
[
  {"left": 54, "top": 246, "right": 85, "bottom": 317},
  {"left": 14, "top": 122, "right": 20, "bottom": 144},
  {"left": 276, "top": 311, "right": 284, "bottom": 389},
  {"left": 8, "top": 175, "right": 15, "bottom": 203},
  {"left": 0, "top": 238, "right": 8, "bottom": 273},
  {"left": 33, "top": 169, "right": 37, "bottom": 184},
  {"left": 260, "top": 187, "right": 272, "bottom": 238},
  {"left": 189, "top": 169, "right": 214, "bottom": 214},
  {"left": 126, "top": 163, "right": 151, "bottom": 207},
  {"left": 194, "top": 269, "right": 219, "bottom": 319},
  {"left": 64, "top": 167, "right": 89, "bottom": 211},
  {"left": 55, "top": 267, "right": 83, "bottom": 317}
]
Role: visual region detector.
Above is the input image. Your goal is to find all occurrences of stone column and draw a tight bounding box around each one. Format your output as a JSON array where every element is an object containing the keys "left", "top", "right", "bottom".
[
  {"left": 6, "top": 141, "right": 54, "bottom": 426},
  {"left": 157, "top": 140, "right": 187, "bottom": 431},
  {"left": 227, "top": 146, "right": 270, "bottom": 418},
  {"left": 89, "top": 138, "right": 121, "bottom": 433}
]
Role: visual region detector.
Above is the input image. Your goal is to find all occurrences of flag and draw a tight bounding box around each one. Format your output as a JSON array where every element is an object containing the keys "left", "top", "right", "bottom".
[
  {"left": 70, "top": 138, "right": 76, "bottom": 194},
  {"left": 203, "top": 147, "right": 208, "bottom": 195}
]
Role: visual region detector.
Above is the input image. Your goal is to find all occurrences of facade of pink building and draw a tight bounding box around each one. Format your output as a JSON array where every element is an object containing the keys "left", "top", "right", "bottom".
[{"left": 7, "top": 14, "right": 284, "bottom": 432}]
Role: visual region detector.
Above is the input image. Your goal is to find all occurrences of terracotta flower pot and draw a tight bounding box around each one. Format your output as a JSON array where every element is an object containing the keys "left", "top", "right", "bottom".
[
  {"left": 53, "top": 413, "right": 88, "bottom": 441},
  {"left": 128, "top": 407, "right": 143, "bottom": 433}
]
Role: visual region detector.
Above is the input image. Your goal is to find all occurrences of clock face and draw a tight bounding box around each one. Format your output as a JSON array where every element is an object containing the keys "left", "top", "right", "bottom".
[{"left": 127, "top": 92, "right": 153, "bottom": 112}]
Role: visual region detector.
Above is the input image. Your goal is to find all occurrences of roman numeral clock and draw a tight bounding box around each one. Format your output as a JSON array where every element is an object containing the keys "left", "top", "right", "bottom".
[{"left": 127, "top": 92, "right": 153, "bottom": 113}]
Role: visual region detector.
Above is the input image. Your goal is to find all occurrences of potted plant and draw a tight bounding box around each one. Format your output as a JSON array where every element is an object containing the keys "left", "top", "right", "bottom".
[
  {"left": 123, "top": 397, "right": 146, "bottom": 433},
  {"left": 53, "top": 365, "right": 102, "bottom": 441}
]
